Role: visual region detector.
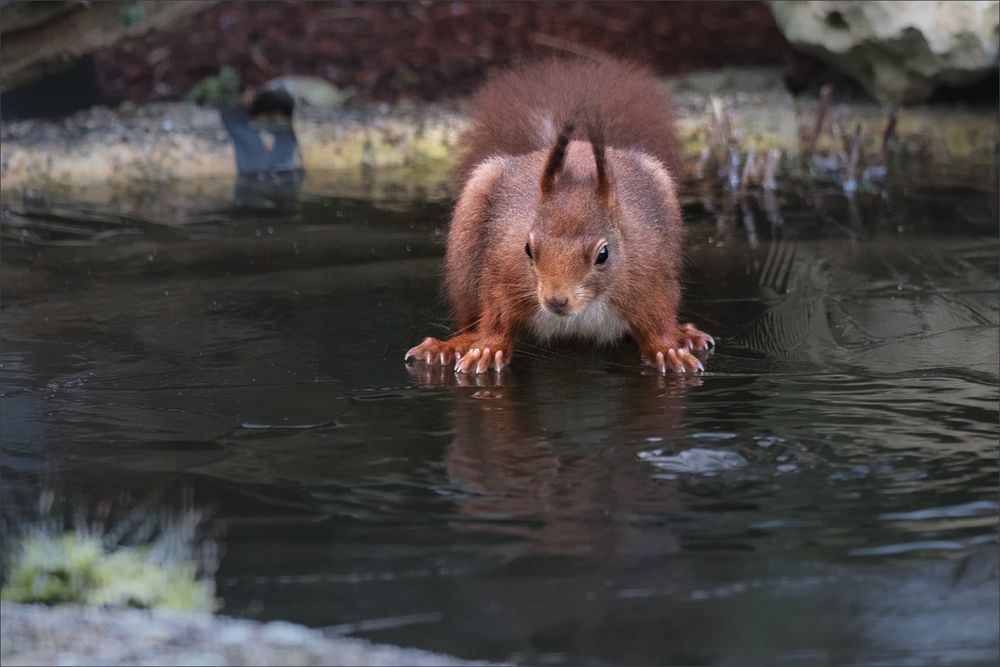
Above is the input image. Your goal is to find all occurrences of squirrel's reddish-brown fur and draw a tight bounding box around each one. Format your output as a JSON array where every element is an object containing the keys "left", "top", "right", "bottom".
[{"left": 406, "top": 57, "right": 714, "bottom": 375}]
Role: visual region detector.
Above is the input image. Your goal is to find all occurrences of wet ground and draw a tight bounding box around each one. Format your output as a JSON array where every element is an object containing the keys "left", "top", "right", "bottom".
[{"left": 1, "top": 167, "right": 998, "bottom": 666}]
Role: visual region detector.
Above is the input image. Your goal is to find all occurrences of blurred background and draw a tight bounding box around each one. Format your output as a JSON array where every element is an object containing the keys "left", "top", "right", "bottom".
[{"left": 2, "top": 0, "right": 997, "bottom": 121}]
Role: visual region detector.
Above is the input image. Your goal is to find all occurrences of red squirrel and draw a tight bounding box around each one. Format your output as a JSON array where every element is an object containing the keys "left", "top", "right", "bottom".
[{"left": 406, "top": 57, "right": 714, "bottom": 374}]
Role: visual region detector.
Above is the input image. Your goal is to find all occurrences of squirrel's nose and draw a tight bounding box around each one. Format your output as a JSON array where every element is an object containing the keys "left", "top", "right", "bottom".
[{"left": 545, "top": 295, "right": 570, "bottom": 315}]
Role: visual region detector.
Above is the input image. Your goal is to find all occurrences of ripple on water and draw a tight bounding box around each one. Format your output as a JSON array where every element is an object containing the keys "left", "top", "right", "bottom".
[
  {"left": 849, "top": 534, "right": 998, "bottom": 557},
  {"left": 638, "top": 448, "right": 749, "bottom": 475},
  {"left": 878, "top": 500, "right": 1000, "bottom": 522}
]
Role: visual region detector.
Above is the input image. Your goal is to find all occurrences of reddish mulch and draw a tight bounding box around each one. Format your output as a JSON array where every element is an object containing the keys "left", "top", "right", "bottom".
[{"left": 93, "top": 0, "right": 792, "bottom": 106}]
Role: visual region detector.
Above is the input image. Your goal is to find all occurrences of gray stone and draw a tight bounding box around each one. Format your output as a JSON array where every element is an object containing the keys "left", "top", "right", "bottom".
[
  {"left": 259, "top": 620, "right": 315, "bottom": 645},
  {"left": 0, "top": 602, "right": 499, "bottom": 666},
  {"left": 214, "top": 624, "right": 253, "bottom": 646},
  {"left": 770, "top": 1, "right": 1000, "bottom": 103},
  {"left": 173, "top": 653, "right": 228, "bottom": 666}
]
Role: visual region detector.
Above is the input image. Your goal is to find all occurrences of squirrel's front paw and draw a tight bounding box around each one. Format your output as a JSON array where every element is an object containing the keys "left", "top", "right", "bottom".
[
  {"left": 642, "top": 343, "right": 705, "bottom": 374},
  {"left": 405, "top": 335, "right": 473, "bottom": 366},
  {"left": 455, "top": 343, "right": 511, "bottom": 374}
]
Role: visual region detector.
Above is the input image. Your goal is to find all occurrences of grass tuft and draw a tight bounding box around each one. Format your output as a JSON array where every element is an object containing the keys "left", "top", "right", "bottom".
[{"left": 1, "top": 494, "right": 218, "bottom": 613}]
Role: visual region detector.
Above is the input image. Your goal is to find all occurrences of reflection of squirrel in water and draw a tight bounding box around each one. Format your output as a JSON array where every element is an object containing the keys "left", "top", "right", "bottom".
[{"left": 407, "top": 57, "right": 714, "bottom": 374}]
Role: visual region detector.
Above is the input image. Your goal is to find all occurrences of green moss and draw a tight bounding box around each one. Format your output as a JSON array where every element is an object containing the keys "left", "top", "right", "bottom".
[
  {"left": 184, "top": 66, "right": 241, "bottom": 107},
  {"left": 2, "top": 527, "right": 217, "bottom": 613},
  {"left": 2, "top": 532, "right": 102, "bottom": 605}
]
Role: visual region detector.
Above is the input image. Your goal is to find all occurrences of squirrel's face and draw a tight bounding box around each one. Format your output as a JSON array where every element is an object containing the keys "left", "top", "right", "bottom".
[
  {"left": 526, "top": 132, "right": 618, "bottom": 316},
  {"left": 525, "top": 225, "right": 615, "bottom": 317}
]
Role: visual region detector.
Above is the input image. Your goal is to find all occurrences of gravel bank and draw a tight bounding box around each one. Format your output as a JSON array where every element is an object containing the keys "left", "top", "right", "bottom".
[
  {"left": 4, "top": 66, "right": 995, "bottom": 199},
  {"left": 0, "top": 602, "right": 495, "bottom": 666}
]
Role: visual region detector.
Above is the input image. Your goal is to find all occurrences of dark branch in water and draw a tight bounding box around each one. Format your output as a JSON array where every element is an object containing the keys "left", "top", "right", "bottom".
[
  {"left": 844, "top": 123, "right": 862, "bottom": 194},
  {"left": 802, "top": 84, "right": 832, "bottom": 166},
  {"left": 694, "top": 144, "right": 711, "bottom": 181},
  {"left": 879, "top": 110, "right": 898, "bottom": 167},
  {"left": 835, "top": 115, "right": 852, "bottom": 165},
  {"left": 695, "top": 83, "right": 896, "bottom": 194},
  {"left": 739, "top": 141, "right": 756, "bottom": 192},
  {"left": 763, "top": 148, "right": 780, "bottom": 191},
  {"left": 723, "top": 110, "right": 741, "bottom": 189}
]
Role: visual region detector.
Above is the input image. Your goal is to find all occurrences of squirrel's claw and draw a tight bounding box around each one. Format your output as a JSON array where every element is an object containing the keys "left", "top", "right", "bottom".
[
  {"left": 455, "top": 345, "right": 509, "bottom": 374},
  {"left": 645, "top": 346, "right": 704, "bottom": 375},
  {"left": 406, "top": 336, "right": 471, "bottom": 366},
  {"left": 679, "top": 323, "right": 716, "bottom": 351}
]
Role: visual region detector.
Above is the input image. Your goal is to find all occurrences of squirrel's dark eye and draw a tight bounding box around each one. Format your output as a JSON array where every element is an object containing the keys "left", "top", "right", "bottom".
[
  {"left": 595, "top": 245, "right": 609, "bottom": 265},
  {"left": 525, "top": 243, "right": 533, "bottom": 259}
]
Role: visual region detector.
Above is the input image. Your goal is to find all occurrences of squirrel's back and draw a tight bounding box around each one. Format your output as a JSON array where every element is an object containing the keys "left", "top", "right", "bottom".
[{"left": 457, "top": 57, "right": 681, "bottom": 181}]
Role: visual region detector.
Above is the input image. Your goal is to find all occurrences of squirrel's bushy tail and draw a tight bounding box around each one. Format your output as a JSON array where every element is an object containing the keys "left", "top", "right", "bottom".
[{"left": 458, "top": 57, "right": 681, "bottom": 181}]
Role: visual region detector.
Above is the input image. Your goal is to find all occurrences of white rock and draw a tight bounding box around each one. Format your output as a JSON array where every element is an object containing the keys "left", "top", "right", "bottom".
[
  {"left": 770, "top": 1, "right": 1000, "bottom": 103},
  {"left": 260, "top": 620, "right": 314, "bottom": 645}
]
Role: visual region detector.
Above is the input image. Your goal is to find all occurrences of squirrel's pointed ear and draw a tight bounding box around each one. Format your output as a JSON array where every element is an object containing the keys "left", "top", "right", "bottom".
[
  {"left": 540, "top": 120, "right": 575, "bottom": 197},
  {"left": 588, "top": 121, "right": 612, "bottom": 203}
]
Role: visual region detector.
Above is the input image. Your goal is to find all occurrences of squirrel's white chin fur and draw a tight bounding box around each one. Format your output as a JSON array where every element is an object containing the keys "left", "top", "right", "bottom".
[{"left": 529, "top": 298, "right": 630, "bottom": 344}]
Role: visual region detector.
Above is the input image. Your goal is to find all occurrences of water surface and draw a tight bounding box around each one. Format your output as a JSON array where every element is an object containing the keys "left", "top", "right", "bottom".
[{"left": 2, "top": 170, "right": 998, "bottom": 666}]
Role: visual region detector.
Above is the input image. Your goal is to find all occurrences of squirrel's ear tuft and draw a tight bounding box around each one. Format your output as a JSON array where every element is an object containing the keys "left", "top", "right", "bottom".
[
  {"left": 588, "top": 120, "right": 611, "bottom": 202},
  {"left": 540, "top": 119, "right": 575, "bottom": 197}
]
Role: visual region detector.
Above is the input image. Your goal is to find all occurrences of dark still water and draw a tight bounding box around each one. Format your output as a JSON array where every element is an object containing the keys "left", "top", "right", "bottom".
[{"left": 2, "top": 170, "right": 998, "bottom": 666}]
